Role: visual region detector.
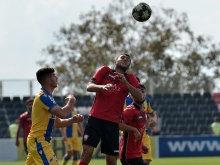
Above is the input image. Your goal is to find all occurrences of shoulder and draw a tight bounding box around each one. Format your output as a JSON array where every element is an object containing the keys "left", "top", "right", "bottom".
[{"left": 146, "top": 97, "right": 151, "bottom": 103}]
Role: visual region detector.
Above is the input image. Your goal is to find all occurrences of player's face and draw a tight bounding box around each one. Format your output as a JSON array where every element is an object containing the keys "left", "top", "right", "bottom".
[
  {"left": 50, "top": 73, "right": 58, "bottom": 88},
  {"left": 115, "top": 55, "right": 131, "bottom": 72},
  {"left": 26, "top": 102, "right": 33, "bottom": 113},
  {"left": 140, "top": 88, "right": 146, "bottom": 98}
]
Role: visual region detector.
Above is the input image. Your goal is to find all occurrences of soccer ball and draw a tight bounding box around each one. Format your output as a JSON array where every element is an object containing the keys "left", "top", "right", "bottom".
[{"left": 132, "top": 2, "right": 152, "bottom": 22}]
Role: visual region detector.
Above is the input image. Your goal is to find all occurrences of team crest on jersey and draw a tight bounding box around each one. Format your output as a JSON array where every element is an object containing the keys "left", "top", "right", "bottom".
[
  {"left": 84, "top": 134, "right": 89, "bottom": 141},
  {"left": 48, "top": 114, "right": 56, "bottom": 119}
]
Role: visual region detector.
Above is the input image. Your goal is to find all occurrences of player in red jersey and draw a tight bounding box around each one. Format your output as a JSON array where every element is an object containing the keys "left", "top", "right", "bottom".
[
  {"left": 16, "top": 98, "right": 33, "bottom": 154},
  {"left": 78, "top": 53, "right": 143, "bottom": 165},
  {"left": 120, "top": 84, "right": 148, "bottom": 165}
]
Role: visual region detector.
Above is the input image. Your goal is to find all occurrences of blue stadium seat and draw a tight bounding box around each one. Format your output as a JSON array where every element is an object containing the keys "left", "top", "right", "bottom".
[{"left": 163, "top": 93, "right": 172, "bottom": 99}]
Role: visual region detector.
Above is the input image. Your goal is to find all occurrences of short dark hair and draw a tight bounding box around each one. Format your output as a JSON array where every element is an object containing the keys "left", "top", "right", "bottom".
[
  {"left": 36, "top": 67, "right": 55, "bottom": 84},
  {"left": 139, "top": 84, "right": 146, "bottom": 91},
  {"left": 26, "top": 98, "right": 34, "bottom": 105},
  {"left": 214, "top": 116, "right": 219, "bottom": 122},
  {"left": 115, "top": 53, "right": 131, "bottom": 61}
]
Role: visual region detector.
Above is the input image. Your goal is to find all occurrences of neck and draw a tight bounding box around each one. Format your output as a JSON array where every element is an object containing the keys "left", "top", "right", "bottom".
[{"left": 42, "top": 85, "right": 54, "bottom": 94}]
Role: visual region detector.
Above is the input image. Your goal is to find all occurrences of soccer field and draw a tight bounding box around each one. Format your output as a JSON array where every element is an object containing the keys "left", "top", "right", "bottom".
[{"left": 0, "top": 157, "right": 219, "bottom": 165}]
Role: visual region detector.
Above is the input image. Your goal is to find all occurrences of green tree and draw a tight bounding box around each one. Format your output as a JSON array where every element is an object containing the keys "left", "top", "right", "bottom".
[{"left": 38, "top": 0, "right": 220, "bottom": 94}]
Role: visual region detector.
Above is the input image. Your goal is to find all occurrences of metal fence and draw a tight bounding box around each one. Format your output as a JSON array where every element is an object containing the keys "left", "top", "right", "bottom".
[{"left": 0, "top": 77, "right": 219, "bottom": 100}]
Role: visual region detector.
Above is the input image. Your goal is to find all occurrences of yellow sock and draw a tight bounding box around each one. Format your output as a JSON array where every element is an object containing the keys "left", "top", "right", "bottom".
[
  {"left": 62, "top": 156, "right": 69, "bottom": 165},
  {"left": 72, "top": 158, "right": 78, "bottom": 165}
]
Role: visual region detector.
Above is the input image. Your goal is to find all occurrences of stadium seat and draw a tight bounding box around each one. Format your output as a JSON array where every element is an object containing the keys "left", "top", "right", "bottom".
[
  {"left": 173, "top": 93, "right": 182, "bottom": 100},
  {"left": 172, "top": 112, "right": 182, "bottom": 118},
  {"left": 178, "top": 124, "right": 188, "bottom": 132},
  {"left": 178, "top": 105, "right": 188, "bottom": 112},
  {"left": 193, "top": 92, "right": 202, "bottom": 98},
  {"left": 181, "top": 112, "right": 192, "bottom": 119},
  {"left": 198, "top": 105, "right": 209, "bottom": 113},
  {"left": 187, "top": 125, "right": 198, "bottom": 133},
  {"left": 158, "top": 105, "right": 168, "bottom": 113},
  {"left": 163, "top": 93, "right": 172, "bottom": 99},
  {"left": 188, "top": 105, "right": 199, "bottom": 112},
  {"left": 183, "top": 93, "right": 192, "bottom": 99},
  {"left": 202, "top": 112, "right": 213, "bottom": 119},
  {"left": 155, "top": 99, "right": 165, "bottom": 106},
  {"left": 14, "top": 102, "right": 24, "bottom": 109},
  {"left": 165, "top": 99, "right": 175, "bottom": 106},
  {"left": 22, "top": 96, "right": 32, "bottom": 102},
  {"left": 203, "top": 92, "right": 212, "bottom": 99},
  {"left": 184, "top": 118, "right": 195, "bottom": 125},
  {"left": 168, "top": 105, "right": 178, "bottom": 112},
  {"left": 163, "top": 118, "right": 175, "bottom": 126},
  {"left": 196, "top": 98, "right": 206, "bottom": 105},
  {"left": 205, "top": 99, "right": 216, "bottom": 106},
  {"left": 3, "top": 96, "right": 11, "bottom": 103},
  {"left": 185, "top": 98, "right": 196, "bottom": 106},
  {"left": 192, "top": 112, "right": 203, "bottom": 119},
  {"left": 209, "top": 105, "right": 218, "bottom": 112},
  {"left": 175, "top": 118, "right": 185, "bottom": 125},
  {"left": 153, "top": 93, "right": 162, "bottom": 99},
  {"left": 175, "top": 99, "right": 185, "bottom": 106},
  {"left": 12, "top": 96, "right": 21, "bottom": 103},
  {"left": 194, "top": 117, "right": 205, "bottom": 125}
]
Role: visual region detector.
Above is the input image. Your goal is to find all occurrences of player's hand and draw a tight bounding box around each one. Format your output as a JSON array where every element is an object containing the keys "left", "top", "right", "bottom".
[
  {"left": 149, "top": 118, "right": 156, "bottom": 127},
  {"left": 133, "top": 129, "right": 141, "bottom": 142},
  {"left": 142, "top": 144, "right": 149, "bottom": 154},
  {"left": 101, "top": 83, "right": 114, "bottom": 90},
  {"left": 62, "top": 135, "right": 67, "bottom": 141},
  {"left": 71, "top": 114, "right": 84, "bottom": 123},
  {"left": 115, "top": 72, "right": 127, "bottom": 84},
  {"left": 65, "top": 94, "right": 76, "bottom": 103},
  {"left": 15, "top": 139, "right": 19, "bottom": 147}
]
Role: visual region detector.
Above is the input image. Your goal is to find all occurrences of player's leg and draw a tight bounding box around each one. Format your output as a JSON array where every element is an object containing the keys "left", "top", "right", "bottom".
[
  {"left": 25, "top": 151, "right": 36, "bottom": 165},
  {"left": 27, "top": 138, "right": 59, "bottom": 165},
  {"left": 142, "top": 134, "right": 152, "bottom": 165},
  {"left": 62, "top": 138, "right": 73, "bottom": 165},
  {"left": 72, "top": 137, "right": 81, "bottom": 165},
  {"left": 101, "top": 120, "right": 119, "bottom": 165},
  {"left": 78, "top": 116, "right": 101, "bottom": 165}
]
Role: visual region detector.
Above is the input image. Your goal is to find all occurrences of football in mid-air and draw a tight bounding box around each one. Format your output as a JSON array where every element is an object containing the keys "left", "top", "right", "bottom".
[{"left": 132, "top": 2, "right": 152, "bottom": 22}]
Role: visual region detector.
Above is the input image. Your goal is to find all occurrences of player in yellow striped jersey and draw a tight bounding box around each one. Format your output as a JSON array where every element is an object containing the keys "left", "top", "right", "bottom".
[
  {"left": 125, "top": 94, "right": 157, "bottom": 165},
  {"left": 25, "top": 67, "right": 84, "bottom": 165},
  {"left": 59, "top": 101, "right": 84, "bottom": 165}
]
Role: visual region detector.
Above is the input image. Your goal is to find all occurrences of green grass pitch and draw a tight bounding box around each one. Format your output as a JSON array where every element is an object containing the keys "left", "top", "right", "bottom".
[{"left": 0, "top": 157, "right": 219, "bottom": 165}]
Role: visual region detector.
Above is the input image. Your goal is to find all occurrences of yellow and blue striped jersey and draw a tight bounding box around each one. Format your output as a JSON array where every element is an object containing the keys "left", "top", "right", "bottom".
[
  {"left": 63, "top": 109, "right": 79, "bottom": 138},
  {"left": 28, "top": 88, "right": 58, "bottom": 142}
]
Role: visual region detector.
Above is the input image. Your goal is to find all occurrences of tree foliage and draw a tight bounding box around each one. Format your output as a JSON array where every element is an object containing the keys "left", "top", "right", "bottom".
[{"left": 38, "top": 0, "right": 220, "bottom": 95}]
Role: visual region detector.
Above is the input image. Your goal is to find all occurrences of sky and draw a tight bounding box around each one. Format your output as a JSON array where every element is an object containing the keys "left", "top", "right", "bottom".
[{"left": 0, "top": 0, "right": 220, "bottom": 96}]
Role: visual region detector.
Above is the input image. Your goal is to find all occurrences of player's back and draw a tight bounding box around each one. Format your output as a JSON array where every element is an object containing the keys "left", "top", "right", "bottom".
[{"left": 28, "top": 88, "right": 57, "bottom": 142}]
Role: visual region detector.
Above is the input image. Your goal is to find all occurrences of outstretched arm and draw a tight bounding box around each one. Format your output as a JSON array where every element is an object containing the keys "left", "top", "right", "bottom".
[{"left": 54, "top": 114, "right": 84, "bottom": 128}]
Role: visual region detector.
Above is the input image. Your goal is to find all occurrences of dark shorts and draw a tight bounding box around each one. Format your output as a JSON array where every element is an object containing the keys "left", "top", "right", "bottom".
[
  {"left": 82, "top": 116, "right": 119, "bottom": 156},
  {"left": 120, "top": 157, "right": 147, "bottom": 165}
]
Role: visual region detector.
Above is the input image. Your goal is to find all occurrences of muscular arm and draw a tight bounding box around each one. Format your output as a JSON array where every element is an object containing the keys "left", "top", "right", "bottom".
[
  {"left": 54, "top": 114, "right": 84, "bottom": 128},
  {"left": 51, "top": 95, "right": 75, "bottom": 119},
  {"left": 77, "top": 122, "right": 84, "bottom": 136},
  {"left": 119, "top": 123, "right": 141, "bottom": 142}
]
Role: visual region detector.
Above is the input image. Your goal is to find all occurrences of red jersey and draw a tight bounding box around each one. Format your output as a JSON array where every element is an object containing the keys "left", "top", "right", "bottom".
[
  {"left": 89, "top": 66, "right": 140, "bottom": 123},
  {"left": 120, "top": 103, "right": 147, "bottom": 159},
  {"left": 19, "top": 112, "right": 32, "bottom": 142}
]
